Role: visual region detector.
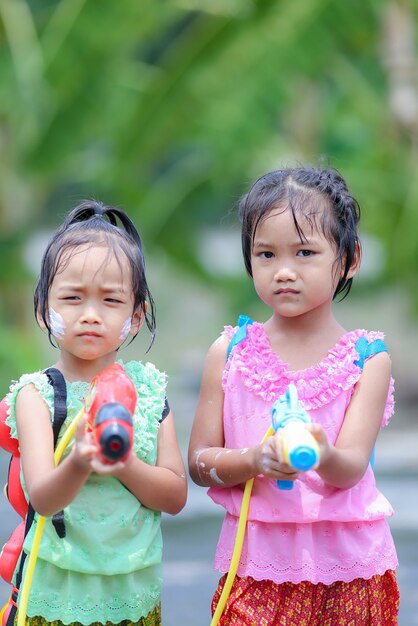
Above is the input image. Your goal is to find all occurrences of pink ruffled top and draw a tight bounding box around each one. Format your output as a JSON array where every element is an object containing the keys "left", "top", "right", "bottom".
[{"left": 208, "top": 322, "right": 398, "bottom": 585}]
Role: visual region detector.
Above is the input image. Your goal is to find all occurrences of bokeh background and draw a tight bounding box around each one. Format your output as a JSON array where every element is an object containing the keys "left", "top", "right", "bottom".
[{"left": 1, "top": 1, "right": 418, "bottom": 625}]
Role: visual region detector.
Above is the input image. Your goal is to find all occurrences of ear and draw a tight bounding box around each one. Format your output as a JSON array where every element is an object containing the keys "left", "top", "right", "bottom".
[
  {"left": 36, "top": 308, "right": 48, "bottom": 330},
  {"left": 345, "top": 242, "right": 361, "bottom": 280},
  {"left": 130, "top": 302, "right": 148, "bottom": 336}
]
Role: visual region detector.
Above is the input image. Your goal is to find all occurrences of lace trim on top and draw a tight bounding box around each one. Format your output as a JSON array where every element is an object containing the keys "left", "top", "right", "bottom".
[
  {"left": 214, "top": 514, "right": 398, "bottom": 585},
  {"left": 24, "top": 559, "right": 162, "bottom": 625},
  {"left": 222, "top": 323, "right": 394, "bottom": 426},
  {"left": 121, "top": 359, "right": 167, "bottom": 462},
  {"left": 68, "top": 380, "right": 90, "bottom": 403}
]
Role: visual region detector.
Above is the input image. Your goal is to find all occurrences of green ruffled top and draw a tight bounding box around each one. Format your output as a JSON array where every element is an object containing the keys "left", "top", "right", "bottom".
[{"left": 5, "top": 360, "right": 167, "bottom": 625}]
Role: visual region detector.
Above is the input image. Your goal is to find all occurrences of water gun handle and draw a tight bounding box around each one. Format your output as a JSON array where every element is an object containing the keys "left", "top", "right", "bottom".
[{"left": 277, "top": 478, "right": 293, "bottom": 490}]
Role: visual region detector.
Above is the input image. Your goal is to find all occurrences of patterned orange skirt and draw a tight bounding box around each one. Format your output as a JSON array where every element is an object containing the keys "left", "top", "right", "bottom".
[{"left": 212, "top": 571, "right": 399, "bottom": 626}]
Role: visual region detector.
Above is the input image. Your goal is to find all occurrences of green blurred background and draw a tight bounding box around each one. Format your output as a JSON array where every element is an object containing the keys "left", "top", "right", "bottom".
[
  {"left": 0, "top": 0, "right": 417, "bottom": 413},
  {"left": 1, "top": 2, "right": 418, "bottom": 623}
]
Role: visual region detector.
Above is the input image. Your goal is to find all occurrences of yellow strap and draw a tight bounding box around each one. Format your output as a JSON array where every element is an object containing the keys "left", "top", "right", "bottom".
[
  {"left": 210, "top": 425, "right": 275, "bottom": 626},
  {"left": 0, "top": 601, "right": 7, "bottom": 621},
  {"left": 17, "top": 407, "right": 84, "bottom": 626}
]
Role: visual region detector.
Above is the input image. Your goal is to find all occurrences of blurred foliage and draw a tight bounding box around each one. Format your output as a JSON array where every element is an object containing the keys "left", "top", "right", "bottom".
[{"left": 0, "top": 0, "right": 418, "bottom": 388}]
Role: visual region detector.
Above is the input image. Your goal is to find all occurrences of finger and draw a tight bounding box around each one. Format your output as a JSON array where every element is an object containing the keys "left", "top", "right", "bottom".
[
  {"left": 273, "top": 435, "right": 286, "bottom": 464},
  {"left": 275, "top": 474, "right": 298, "bottom": 483},
  {"left": 75, "top": 415, "right": 88, "bottom": 441},
  {"left": 308, "top": 423, "right": 326, "bottom": 444},
  {"left": 90, "top": 459, "right": 125, "bottom": 474},
  {"left": 271, "top": 462, "right": 299, "bottom": 477}
]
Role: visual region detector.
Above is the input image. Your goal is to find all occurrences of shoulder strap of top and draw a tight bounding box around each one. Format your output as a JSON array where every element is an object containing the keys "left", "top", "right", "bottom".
[
  {"left": 353, "top": 337, "right": 388, "bottom": 473},
  {"left": 354, "top": 336, "right": 388, "bottom": 370},
  {"left": 226, "top": 315, "right": 254, "bottom": 361}
]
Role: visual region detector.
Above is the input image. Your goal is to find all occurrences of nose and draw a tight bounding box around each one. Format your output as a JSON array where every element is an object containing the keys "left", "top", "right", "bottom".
[
  {"left": 79, "top": 303, "right": 102, "bottom": 324},
  {"left": 273, "top": 260, "right": 297, "bottom": 282}
]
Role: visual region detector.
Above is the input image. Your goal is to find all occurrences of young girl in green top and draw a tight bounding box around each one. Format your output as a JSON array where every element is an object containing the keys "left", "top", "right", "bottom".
[{"left": 4, "top": 201, "right": 187, "bottom": 626}]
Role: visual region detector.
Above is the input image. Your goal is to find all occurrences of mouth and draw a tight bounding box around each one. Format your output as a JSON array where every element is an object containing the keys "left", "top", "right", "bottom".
[
  {"left": 275, "top": 288, "right": 299, "bottom": 295},
  {"left": 78, "top": 332, "right": 102, "bottom": 338}
]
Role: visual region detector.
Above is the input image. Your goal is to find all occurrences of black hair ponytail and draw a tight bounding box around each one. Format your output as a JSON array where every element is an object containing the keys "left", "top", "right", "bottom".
[{"left": 34, "top": 199, "right": 156, "bottom": 349}]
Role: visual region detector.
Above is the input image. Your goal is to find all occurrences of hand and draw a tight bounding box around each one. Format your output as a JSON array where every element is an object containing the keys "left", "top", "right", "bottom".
[
  {"left": 71, "top": 416, "right": 128, "bottom": 475},
  {"left": 254, "top": 435, "right": 299, "bottom": 484},
  {"left": 307, "top": 423, "right": 332, "bottom": 467}
]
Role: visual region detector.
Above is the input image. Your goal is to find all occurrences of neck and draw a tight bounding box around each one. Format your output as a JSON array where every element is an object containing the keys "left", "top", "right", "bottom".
[
  {"left": 52, "top": 352, "right": 119, "bottom": 382},
  {"left": 265, "top": 314, "right": 345, "bottom": 339},
  {"left": 265, "top": 305, "right": 345, "bottom": 343},
  {"left": 263, "top": 308, "right": 347, "bottom": 371}
]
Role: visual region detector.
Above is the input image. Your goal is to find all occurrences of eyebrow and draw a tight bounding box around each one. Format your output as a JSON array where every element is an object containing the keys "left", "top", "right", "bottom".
[
  {"left": 101, "top": 285, "right": 127, "bottom": 293},
  {"left": 56, "top": 284, "right": 127, "bottom": 294},
  {"left": 252, "top": 237, "right": 318, "bottom": 249},
  {"left": 56, "top": 284, "right": 83, "bottom": 292},
  {"left": 252, "top": 240, "right": 270, "bottom": 249}
]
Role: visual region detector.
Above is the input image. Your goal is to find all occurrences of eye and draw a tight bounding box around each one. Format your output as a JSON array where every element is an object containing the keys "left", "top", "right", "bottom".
[
  {"left": 259, "top": 251, "right": 274, "bottom": 259},
  {"left": 297, "top": 249, "right": 314, "bottom": 258},
  {"left": 61, "top": 296, "right": 80, "bottom": 301},
  {"left": 105, "top": 297, "right": 123, "bottom": 304}
]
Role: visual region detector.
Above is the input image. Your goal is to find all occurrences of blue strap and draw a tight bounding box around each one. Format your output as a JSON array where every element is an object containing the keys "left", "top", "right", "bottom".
[
  {"left": 226, "top": 315, "right": 254, "bottom": 361},
  {"left": 369, "top": 447, "right": 375, "bottom": 471},
  {"left": 354, "top": 336, "right": 388, "bottom": 370},
  {"left": 353, "top": 337, "right": 388, "bottom": 473}
]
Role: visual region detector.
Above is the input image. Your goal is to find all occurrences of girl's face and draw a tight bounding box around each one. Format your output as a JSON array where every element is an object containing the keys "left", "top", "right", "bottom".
[
  {"left": 250, "top": 207, "right": 357, "bottom": 320},
  {"left": 44, "top": 245, "right": 142, "bottom": 365}
]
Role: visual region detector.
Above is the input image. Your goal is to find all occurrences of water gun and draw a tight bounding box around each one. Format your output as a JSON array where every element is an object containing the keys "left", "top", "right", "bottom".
[
  {"left": 271, "top": 383, "right": 319, "bottom": 490},
  {"left": 84, "top": 363, "right": 136, "bottom": 463}
]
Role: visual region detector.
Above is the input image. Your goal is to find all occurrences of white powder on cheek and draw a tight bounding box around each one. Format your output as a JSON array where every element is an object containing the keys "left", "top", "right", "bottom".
[
  {"left": 49, "top": 308, "right": 66, "bottom": 339},
  {"left": 119, "top": 317, "right": 132, "bottom": 341}
]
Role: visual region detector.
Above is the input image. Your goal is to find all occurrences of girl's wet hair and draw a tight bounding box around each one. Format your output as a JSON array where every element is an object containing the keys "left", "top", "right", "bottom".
[
  {"left": 34, "top": 199, "right": 156, "bottom": 347},
  {"left": 239, "top": 166, "right": 361, "bottom": 299}
]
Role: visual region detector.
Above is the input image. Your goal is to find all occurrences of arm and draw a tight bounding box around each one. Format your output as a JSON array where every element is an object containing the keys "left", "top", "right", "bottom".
[
  {"left": 16, "top": 384, "right": 93, "bottom": 516},
  {"left": 312, "top": 351, "right": 392, "bottom": 489},
  {"left": 114, "top": 411, "right": 187, "bottom": 515},
  {"left": 188, "top": 335, "right": 299, "bottom": 488}
]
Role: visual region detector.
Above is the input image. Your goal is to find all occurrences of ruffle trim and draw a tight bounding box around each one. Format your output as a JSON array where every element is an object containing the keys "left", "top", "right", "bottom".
[
  {"left": 222, "top": 323, "right": 394, "bottom": 424},
  {"left": 121, "top": 360, "right": 167, "bottom": 462},
  {"left": 5, "top": 371, "right": 55, "bottom": 443}
]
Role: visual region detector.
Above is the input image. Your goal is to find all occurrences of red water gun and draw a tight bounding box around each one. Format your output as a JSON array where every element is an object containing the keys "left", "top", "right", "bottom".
[{"left": 85, "top": 363, "right": 137, "bottom": 463}]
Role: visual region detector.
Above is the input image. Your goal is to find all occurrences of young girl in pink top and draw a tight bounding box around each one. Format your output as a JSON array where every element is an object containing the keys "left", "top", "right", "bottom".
[{"left": 188, "top": 167, "right": 399, "bottom": 625}]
